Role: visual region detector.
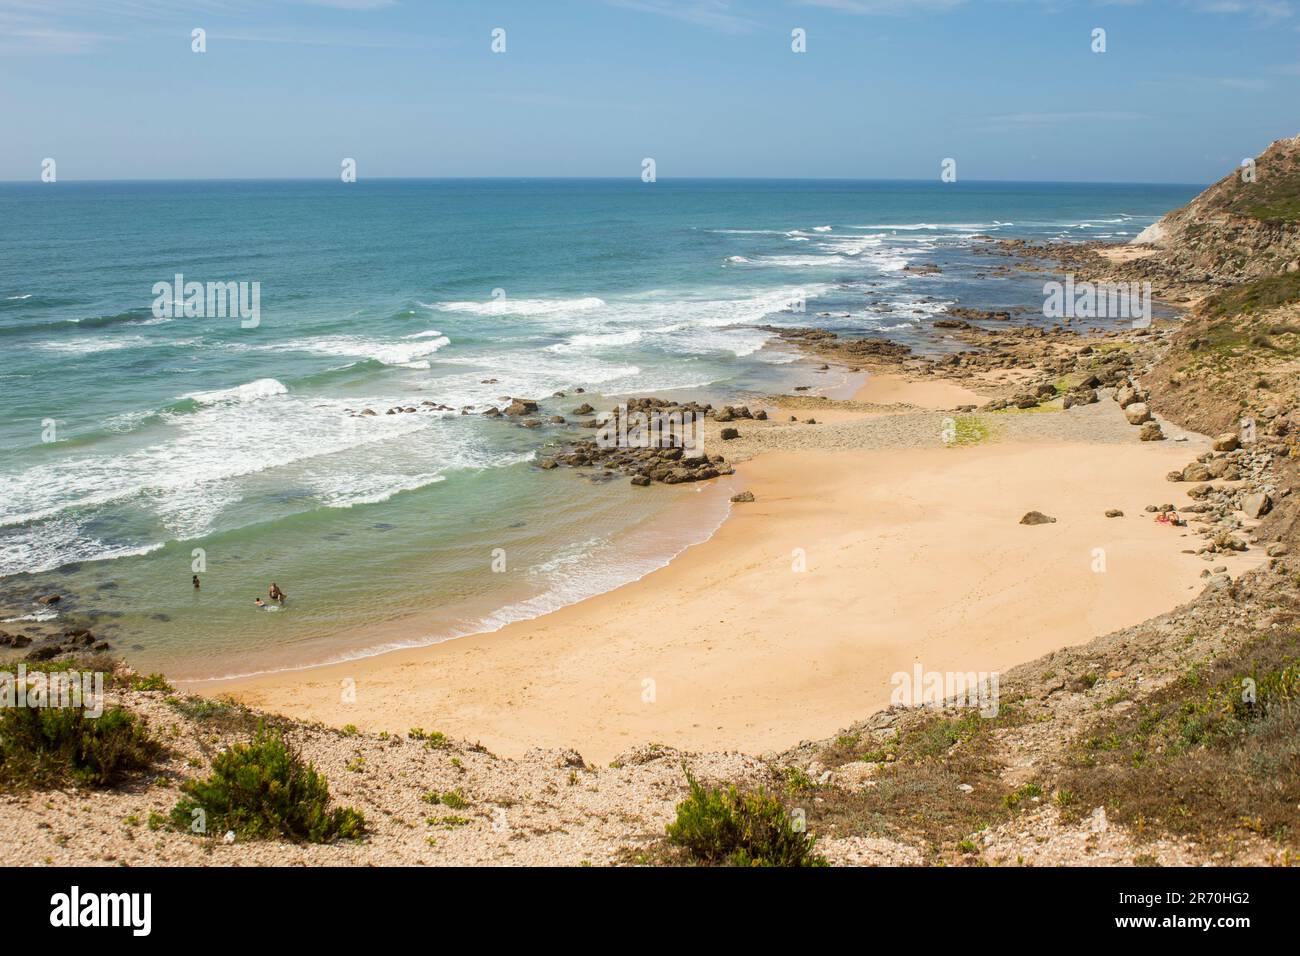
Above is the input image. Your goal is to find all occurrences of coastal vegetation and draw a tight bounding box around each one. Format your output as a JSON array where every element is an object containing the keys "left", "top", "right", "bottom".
[
  {"left": 1058, "top": 631, "right": 1300, "bottom": 854},
  {"left": 170, "top": 725, "right": 365, "bottom": 843},
  {"left": 0, "top": 704, "right": 160, "bottom": 790},
  {"left": 665, "top": 769, "right": 827, "bottom": 867}
]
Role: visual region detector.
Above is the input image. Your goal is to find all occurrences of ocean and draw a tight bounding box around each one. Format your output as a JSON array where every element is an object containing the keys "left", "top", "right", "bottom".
[{"left": 0, "top": 178, "right": 1199, "bottom": 680}]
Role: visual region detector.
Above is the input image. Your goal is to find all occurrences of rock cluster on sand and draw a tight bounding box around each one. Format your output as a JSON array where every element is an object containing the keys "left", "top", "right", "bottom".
[
  {"left": 538, "top": 397, "right": 734, "bottom": 487},
  {"left": 1159, "top": 441, "right": 1286, "bottom": 558},
  {"left": 548, "top": 442, "right": 734, "bottom": 486}
]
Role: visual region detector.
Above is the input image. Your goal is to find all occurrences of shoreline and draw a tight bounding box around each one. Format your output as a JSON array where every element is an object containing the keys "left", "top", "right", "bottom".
[{"left": 216, "top": 396, "right": 1227, "bottom": 762}]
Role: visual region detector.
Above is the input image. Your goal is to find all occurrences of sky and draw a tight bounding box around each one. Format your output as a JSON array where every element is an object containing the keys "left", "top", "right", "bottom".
[{"left": 1, "top": 0, "right": 1299, "bottom": 183}]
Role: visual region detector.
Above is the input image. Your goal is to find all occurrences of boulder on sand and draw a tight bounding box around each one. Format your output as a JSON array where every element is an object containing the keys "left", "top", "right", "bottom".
[
  {"left": 1020, "top": 511, "right": 1056, "bottom": 526},
  {"left": 1241, "top": 491, "right": 1272, "bottom": 519},
  {"left": 1123, "top": 402, "right": 1152, "bottom": 425},
  {"left": 1139, "top": 421, "right": 1165, "bottom": 441},
  {"left": 730, "top": 490, "right": 755, "bottom": 503},
  {"left": 1212, "top": 433, "right": 1240, "bottom": 452}
]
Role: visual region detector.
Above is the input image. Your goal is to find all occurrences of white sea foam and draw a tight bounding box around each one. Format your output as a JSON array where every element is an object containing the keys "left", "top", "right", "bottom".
[
  {"left": 36, "top": 334, "right": 154, "bottom": 355},
  {"left": 849, "top": 222, "right": 1006, "bottom": 232},
  {"left": 2, "top": 611, "right": 59, "bottom": 623},
  {"left": 183, "top": 378, "right": 288, "bottom": 406},
  {"left": 748, "top": 255, "right": 850, "bottom": 267},
  {"left": 544, "top": 330, "right": 644, "bottom": 353},
  {"left": 429, "top": 296, "right": 605, "bottom": 317},
  {"left": 264, "top": 332, "right": 451, "bottom": 368}
]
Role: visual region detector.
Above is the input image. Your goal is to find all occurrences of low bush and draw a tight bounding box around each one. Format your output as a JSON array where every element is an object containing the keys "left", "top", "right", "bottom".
[
  {"left": 665, "top": 770, "right": 826, "bottom": 867},
  {"left": 0, "top": 705, "right": 160, "bottom": 789},
  {"left": 171, "top": 725, "right": 364, "bottom": 843}
]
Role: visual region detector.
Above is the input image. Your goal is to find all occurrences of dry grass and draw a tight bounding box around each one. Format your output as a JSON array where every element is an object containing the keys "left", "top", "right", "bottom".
[{"left": 1056, "top": 628, "right": 1300, "bottom": 856}]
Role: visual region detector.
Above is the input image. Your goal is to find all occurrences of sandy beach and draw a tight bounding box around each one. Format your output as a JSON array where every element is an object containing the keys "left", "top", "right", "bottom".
[{"left": 215, "top": 391, "right": 1218, "bottom": 763}]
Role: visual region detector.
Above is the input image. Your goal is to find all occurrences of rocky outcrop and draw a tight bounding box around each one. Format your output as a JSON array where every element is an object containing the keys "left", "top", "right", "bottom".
[{"left": 1129, "top": 134, "right": 1300, "bottom": 284}]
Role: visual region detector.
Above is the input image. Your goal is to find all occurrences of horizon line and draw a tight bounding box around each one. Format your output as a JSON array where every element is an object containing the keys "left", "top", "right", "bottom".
[{"left": 0, "top": 174, "right": 1211, "bottom": 188}]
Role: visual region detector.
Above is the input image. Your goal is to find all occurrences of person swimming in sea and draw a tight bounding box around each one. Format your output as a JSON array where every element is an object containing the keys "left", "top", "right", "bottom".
[
  {"left": 268, "top": 582, "right": 286, "bottom": 605},
  {"left": 254, "top": 597, "right": 266, "bottom": 609}
]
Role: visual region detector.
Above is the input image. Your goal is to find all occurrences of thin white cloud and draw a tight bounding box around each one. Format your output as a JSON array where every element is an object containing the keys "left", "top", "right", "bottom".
[{"left": 603, "top": 0, "right": 760, "bottom": 32}]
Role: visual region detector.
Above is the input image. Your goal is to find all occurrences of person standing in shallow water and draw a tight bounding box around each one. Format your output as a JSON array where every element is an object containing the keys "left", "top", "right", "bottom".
[
  {"left": 268, "top": 582, "right": 286, "bottom": 605},
  {"left": 192, "top": 575, "right": 200, "bottom": 590}
]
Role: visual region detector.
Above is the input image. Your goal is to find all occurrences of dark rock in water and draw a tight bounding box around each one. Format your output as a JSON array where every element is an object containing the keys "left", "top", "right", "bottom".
[
  {"left": 37, "top": 594, "right": 61, "bottom": 605},
  {"left": 93, "top": 641, "right": 111, "bottom": 651},
  {"left": 505, "top": 398, "right": 539, "bottom": 416},
  {"left": 731, "top": 491, "right": 755, "bottom": 503},
  {"left": 26, "top": 645, "right": 60, "bottom": 662},
  {"left": 549, "top": 416, "right": 566, "bottom": 424},
  {"left": 151, "top": 613, "right": 170, "bottom": 622},
  {"left": 482, "top": 407, "right": 502, "bottom": 418},
  {"left": 630, "top": 475, "right": 651, "bottom": 487},
  {"left": 754, "top": 410, "right": 768, "bottom": 420},
  {"left": 372, "top": 522, "right": 395, "bottom": 531},
  {"left": 1020, "top": 511, "right": 1057, "bottom": 526},
  {"left": 509, "top": 521, "right": 527, "bottom": 528},
  {"left": 571, "top": 403, "right": 595, "bottom": 415},
  {"left": 130, "top": 644, "right": 145, "bottom": 651},
  {"left": 96, "top": 582, "right": 119, "bottom": 590},
  {"left": 574, "top": 387, "right": 585, "bottom": 393},
  {"left": 538, "top": 458, "right": 558, "bottom": 470}
]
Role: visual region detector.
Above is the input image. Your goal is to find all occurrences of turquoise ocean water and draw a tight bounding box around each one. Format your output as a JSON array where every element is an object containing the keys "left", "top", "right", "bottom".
[{"left": 0, "top": 179, "right": 1198, "bottom": 679}]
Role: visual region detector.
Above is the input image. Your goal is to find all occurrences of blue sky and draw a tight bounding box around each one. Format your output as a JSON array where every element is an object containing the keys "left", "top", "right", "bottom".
[{"left": 2, "top": 0, "right": 1298, "bottom": 183}]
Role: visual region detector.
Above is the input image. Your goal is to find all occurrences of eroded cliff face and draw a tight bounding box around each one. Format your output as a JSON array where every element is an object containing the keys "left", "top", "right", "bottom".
[{"left": 1134, "top": 134, "right": 1300, "bottom": 284}]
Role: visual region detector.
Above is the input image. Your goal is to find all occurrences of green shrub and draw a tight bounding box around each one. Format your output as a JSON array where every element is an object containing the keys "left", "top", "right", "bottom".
[
  {"left": 130, "top": 673, "right": 173, "bottom": 693},
  {"left": 665, "top": 770, "right": 826, "bottom": 867},
  {"left": 0, "top": 705, "right": 161, "bottom": 790},
  {"left": 171, "top": 725, "right": 364, "bottom": 843}
]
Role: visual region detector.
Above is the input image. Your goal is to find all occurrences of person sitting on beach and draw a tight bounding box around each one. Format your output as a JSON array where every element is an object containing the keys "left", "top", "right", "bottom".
[{"left": 268, "top": 583, "right": 286, "bottom": 605}]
